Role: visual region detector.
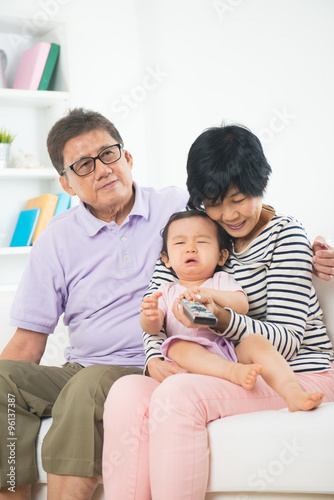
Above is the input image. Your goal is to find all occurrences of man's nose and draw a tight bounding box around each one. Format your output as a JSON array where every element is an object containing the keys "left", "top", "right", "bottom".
[{"left": 94, "top": 158, "right": 111, "bottom": 178}]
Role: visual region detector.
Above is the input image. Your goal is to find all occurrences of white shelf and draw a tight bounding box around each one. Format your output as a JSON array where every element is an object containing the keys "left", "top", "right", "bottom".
[
  {"left": 0, "top": 168, "right": 58, "bottom": 179},
  {"left": 0, "top": 12, "right": 70, "bottom": 290},
  {"left": 0, "top": 88, "right": 70, "bottom": 108},
  {"left": 0, "top": 247, "right": 31, "bottom": 256},
  {"left": 0, "top": 284, "right": 18, "bottom": 293}
]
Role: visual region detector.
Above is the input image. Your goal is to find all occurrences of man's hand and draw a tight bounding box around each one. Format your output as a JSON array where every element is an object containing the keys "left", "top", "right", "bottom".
[
  {"left": 147, "top": 357, "right": 187, "bottom": 382},
  {"left": 312, "top": 236, "right": 334, "bottom": 281}
]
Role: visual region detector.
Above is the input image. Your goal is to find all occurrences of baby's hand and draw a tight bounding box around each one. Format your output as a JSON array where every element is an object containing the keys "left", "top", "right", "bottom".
[
  {"left": 141, "top": 291, "right": 162, "bottom": 321},
  {"left": 181, "top": 287, "right": 213, "bottom": 306},
  {"left": 180, "top": 287, "right": 217, "bottom": 316},
  {"left": 181, "top": 286, "right": 201, "bottom": 302}
]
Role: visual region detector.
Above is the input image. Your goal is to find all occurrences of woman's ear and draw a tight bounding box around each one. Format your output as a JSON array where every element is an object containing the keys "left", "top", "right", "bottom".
[
  {"left": 161, "top": 251, "right": 172, "bottom": 268},
  {"left": 218, "top": 248, "right": 229, "bottom": 267}
]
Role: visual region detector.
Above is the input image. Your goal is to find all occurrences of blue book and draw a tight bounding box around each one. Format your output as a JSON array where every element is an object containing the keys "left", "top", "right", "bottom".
[
  {"left": 10, "top": 208, "right": 41, "bottom": 247},
  {"left": 54, "top": 193, "right": 71, "bottom": 216}
]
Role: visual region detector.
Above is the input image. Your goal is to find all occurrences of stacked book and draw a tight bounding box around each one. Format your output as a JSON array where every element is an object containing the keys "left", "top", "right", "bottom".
[
  {"left": 13, "top": 42, "right": 60, "bottom": 91},
  {"left": 10, "top": 193, "right": 71, "bottom": 247}
]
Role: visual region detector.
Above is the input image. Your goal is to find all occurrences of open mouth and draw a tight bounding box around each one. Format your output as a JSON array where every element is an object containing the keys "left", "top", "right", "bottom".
[{"left": 185, "top": 258, "right": 197, "bottom": 264}]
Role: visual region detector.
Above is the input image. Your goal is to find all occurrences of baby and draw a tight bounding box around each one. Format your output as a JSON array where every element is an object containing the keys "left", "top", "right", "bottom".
[{"left": 140, "top": 210, "right": 324, "bottom": 412}]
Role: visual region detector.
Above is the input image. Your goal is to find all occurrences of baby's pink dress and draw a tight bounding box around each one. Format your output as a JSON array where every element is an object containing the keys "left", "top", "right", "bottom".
[{"left": 159, "top": 271, "right": 246, "bottom": 362}]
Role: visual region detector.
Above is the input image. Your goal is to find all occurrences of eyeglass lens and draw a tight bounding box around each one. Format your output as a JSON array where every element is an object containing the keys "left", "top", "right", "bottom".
[{"left": 73, "top": 145, "right": 121, "bottom": 176}]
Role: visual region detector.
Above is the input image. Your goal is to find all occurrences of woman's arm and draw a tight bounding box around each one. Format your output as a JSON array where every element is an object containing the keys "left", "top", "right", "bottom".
[{"left": 221, "top": 218, "right": 328, "bottom": 364}]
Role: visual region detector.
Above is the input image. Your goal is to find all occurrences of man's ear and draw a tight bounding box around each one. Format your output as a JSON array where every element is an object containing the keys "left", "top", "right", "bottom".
[
  {"left": 218, "top": 248, "right": 229, "bottom": 267},
  {"left": 161, "top": 251, "right": 172, "bottom": 268},
  {"left": 123, "top": 150, "right": 133, "bottom": 170},
  {"left": 59, "top": 175, "right": 76, "bottom": 196}
]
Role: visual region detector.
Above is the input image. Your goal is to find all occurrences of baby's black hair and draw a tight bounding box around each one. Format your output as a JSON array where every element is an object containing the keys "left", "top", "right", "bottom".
[{"left": 161, "top": 209, "right": 232, "bottom": 258}]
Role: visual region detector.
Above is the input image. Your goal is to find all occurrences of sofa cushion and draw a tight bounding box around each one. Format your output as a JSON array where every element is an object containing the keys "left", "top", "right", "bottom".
[
  {"left": 37, "top": 404, "right": 334, "bottom": 495},
  {"left": 207, "top": 402, "right": 334, "bottom": 494}
]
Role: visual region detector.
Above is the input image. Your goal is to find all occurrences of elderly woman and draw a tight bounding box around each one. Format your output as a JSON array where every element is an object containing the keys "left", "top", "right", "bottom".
[{"left": 102, "top": 124, "right": 334, "bottom": 500}]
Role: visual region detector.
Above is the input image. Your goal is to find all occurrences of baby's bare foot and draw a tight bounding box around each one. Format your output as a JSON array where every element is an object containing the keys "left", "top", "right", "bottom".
[
  {"left": 287, "top": 390, "right": 324, "bottom": 412},
  {"left": 228, "top": 363, "right": 262, "bottom": 389}
]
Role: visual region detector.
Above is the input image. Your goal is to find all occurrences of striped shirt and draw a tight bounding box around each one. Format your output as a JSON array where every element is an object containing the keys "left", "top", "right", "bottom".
[{"left": 143, "top": 210, "right": 334, "bottom": 373}]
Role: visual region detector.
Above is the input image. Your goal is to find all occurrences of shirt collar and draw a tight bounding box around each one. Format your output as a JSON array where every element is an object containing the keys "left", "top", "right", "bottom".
[{"left": 77, "top": 182, "right": 149, "bottom": 236}]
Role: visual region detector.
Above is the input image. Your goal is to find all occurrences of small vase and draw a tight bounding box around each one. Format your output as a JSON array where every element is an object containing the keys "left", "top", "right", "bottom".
[{"left": 0, "top": 143, "right": 11, "bottom": 169}]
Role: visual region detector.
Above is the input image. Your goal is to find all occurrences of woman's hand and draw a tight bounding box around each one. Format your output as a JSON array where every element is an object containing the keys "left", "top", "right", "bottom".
[
  {"left": 147, "top": 357, "right": 187, "bottom": 382},
  {"left": 312, "top": 236, "right": 334, "bottom": 281}
]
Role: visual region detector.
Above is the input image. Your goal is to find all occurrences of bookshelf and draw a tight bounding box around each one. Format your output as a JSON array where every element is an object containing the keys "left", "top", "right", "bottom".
[{"left": 0, "top": 12, "right": 71, "bottom": 292}]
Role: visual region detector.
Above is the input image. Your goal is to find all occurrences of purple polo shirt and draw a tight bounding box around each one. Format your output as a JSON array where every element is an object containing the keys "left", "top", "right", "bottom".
[{"left": 10, "top": 183, "right": 188, "bottom": 368}]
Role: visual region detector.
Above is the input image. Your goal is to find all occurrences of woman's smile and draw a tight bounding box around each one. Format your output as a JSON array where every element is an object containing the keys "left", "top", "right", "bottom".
[{"left": 225, "top": 220, "right": 246, "bottom": 231}]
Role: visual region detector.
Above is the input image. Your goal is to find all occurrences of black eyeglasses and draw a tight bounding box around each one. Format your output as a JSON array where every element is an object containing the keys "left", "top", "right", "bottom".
[{"left": 61, "top": 144, "right": 122, "bottom": 177}]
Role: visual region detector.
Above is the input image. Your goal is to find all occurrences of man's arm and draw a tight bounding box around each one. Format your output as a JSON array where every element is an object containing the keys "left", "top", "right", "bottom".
[
  {"left": 0, "top": 328, "right": 48, "bottom": 364},
  {"left": 312, "top": 236, "right": 334, "bottom": 281}
]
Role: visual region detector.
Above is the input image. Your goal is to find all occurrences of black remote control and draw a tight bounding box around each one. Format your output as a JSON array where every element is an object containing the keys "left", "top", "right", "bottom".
[{"left": 180, "top": 299, "right": 218, "bottom": 326}]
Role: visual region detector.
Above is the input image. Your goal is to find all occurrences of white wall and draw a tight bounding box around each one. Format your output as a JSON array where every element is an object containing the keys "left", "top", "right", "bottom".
[
  {"left": 132, "top": 0, "right": 334, "bottom": 244},
  {"left": 3, "top": 0, "right": 334, "bottom": 243}
]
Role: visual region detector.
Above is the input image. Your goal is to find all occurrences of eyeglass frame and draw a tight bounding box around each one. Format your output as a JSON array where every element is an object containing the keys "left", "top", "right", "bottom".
[{"left": 60, "top": 143, "right": 123, "bottom": 177}]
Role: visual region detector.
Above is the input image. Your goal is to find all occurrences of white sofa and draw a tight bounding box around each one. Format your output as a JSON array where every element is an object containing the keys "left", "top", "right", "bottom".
[{"left": 1, "top": 275, "right": 334, "bottom": 499}]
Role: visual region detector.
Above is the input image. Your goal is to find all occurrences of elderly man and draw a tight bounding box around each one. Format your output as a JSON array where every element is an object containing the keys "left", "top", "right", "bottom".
[{"left": 0, "top": 108, "right": 188, "bottom": 500}]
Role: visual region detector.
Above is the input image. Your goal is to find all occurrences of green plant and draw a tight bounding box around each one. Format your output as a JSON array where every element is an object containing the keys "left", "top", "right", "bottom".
[{"left": 0, "top": 128, "right": 15, "bottom": 143}]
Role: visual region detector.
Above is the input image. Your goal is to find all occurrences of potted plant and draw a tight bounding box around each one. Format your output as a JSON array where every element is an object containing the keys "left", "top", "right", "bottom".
[{"left": 0, "top": 128, "right": 15, "bottom": 169}]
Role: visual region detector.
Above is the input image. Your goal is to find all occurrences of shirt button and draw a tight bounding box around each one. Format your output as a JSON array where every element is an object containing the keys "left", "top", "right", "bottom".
[
  {"left": 121, "top": 236, "right": 127, "bottom": 242},
  {"left": 124, "top": 254, "right": 129, "bottom": 260}
]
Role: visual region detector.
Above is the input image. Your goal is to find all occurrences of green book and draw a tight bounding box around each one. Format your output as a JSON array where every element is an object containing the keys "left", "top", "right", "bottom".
[{"left": 38, "top": 43, "right": 60, "bottom": 91}]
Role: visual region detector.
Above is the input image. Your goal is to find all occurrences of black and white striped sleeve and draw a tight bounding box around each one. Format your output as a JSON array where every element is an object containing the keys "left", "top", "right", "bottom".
[
  {"left": 142, "top": 259, "right": 178, "bottom": 366},
  {"left": 223, "top": 221, "right": 317, "bottom": 359}
]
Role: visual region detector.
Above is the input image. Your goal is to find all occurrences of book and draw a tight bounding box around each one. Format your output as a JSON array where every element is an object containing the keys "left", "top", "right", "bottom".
[
  {"left": 25, "top": 193, "right": 58, "bottom": 243},
  {"left": 38, "top": 43, "right": 60, "bottom": 91},
  {"left": 54, "top": 192, "right": 71, "bottom": 216},
  {"left": 10, "top": 208, "right": 41, "bottom": 247},
  {"left": 13, "top": 42, "right": 51, "bottom": 90},
  {"left": 0, "top": 49, "right": 7, "bottom": 88}
]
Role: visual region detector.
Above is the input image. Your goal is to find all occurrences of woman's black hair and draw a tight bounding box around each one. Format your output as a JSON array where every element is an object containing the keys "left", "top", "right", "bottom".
[
  {"left": 186, "top": 124, "right": 272, "bottom": 209},
  {"left": 161, "top": 210, "right": 232, "bottom": 265}
]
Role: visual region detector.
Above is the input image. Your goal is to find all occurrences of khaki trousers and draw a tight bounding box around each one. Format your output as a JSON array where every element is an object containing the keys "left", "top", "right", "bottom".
[{"left": 0, "top": 359, "right": 142, "bottom": 487}]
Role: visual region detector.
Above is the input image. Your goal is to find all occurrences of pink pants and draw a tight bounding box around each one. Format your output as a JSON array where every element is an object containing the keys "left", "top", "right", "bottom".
[{"left": 102, "top": 367, "right": 334, "bottom": 500}]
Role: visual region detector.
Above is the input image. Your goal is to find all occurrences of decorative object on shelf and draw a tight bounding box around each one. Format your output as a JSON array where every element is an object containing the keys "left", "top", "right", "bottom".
[
  {"left": 0, "top": 128, "right": 15, "bottom": 169},
  {"left": 12, "top": 149, "right": 43, "bottom": 169},
  {"left": 0, "top": 50, "right": 7, "bottom": 88}
]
